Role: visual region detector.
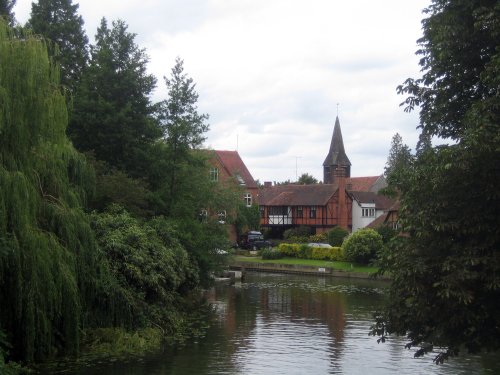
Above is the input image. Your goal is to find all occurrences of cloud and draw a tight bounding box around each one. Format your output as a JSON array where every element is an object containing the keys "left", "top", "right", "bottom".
[{"left": 14, "top": 0, "right": 429, "bottom": 183}]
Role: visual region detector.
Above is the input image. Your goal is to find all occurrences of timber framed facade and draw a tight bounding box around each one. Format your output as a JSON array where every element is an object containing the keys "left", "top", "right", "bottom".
[{"left": 258, "top": 183, "right": 352, "bottom": 236}]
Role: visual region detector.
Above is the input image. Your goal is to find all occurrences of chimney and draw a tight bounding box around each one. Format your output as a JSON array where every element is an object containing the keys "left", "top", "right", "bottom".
[{"left": 264, "top": 181, "right": 272, "bottom": 188}]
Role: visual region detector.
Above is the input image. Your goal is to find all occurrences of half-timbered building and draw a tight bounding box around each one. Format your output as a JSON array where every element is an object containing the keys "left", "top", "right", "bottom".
[{"left": 258, "top": 116, "right": 393, "bottom": 235}]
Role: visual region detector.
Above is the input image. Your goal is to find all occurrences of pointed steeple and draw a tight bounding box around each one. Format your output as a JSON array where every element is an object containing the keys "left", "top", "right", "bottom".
[{"left": 323, "top": 116, "right": 351, "bottom": 184}]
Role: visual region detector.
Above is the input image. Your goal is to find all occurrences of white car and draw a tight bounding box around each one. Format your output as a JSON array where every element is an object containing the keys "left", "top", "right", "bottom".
[{"left": 307, "top": 243, "right": 332, "bottom": 248}]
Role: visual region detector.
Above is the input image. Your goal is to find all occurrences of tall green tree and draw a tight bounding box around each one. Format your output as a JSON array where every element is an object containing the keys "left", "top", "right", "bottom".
[
  {"left": 382, "top": 133, "right": 413, "bottom": 197},
  {"left": 28, "top": 0, "right": 88, "bottom": 94},
  {"left": 153, "top": 57, "right": 209, "bottom": 215},
  {"left": 373, "top": 0, "right": 500, "bottom": 363},
  {"left": 69, "top": 18, "right": 160, "bottom": 177},
  {"left": 0, "top": 0, "right": 16, "bottom": 26},
  {"left": 0, "top": 20, "right": 100, "bottom": 362}
]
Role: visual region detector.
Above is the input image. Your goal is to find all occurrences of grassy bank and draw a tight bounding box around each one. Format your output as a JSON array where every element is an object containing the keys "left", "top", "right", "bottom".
[{"left": 232, "top": 256, "right": 378, "bottom": 274}]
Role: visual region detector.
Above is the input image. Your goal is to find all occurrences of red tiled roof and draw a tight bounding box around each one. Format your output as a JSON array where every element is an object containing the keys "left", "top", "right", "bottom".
[
  {"left": 214, "top": 150, "right": 258, "bottom": 189},
  {"left": 259, "top": 184, "right": 339, "bottom": 206},
  {"left": 347, "top": 176, "right": 380, "bottom": 191},
  {"left": 366, "top": 213, "right": 388, "bottom": 229}
]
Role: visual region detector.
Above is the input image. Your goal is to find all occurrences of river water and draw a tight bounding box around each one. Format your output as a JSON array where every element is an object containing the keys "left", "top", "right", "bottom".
[{"left": 48, "top": 272, "right": 499, "bottom": 374}]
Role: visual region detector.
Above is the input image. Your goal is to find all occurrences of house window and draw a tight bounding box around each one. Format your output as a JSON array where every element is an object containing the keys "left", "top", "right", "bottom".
[
  {"left": 296, "top": 206, "right": 303, "bottom": 218},
  {"left": 209, "top": 167, "right": 219, "bottom": 182},
  {"left": 362, "top": 208, "right": 375, "bottom": 217},
  {"left": 309, "top": 206, "right": 317, "bottom": 219},
  {"left": 260, "top": 206, "right": 265, "bottom": 218},
  {"left": 217, "top": 210, "right": 226, "bottom": 224},
  {"left": 270, "top": 206, "right": 288, "bottom": 215},
  {"left": 199, "top": 209, "right": 208, "bottom": 223},
  {"left": 244, "top": 193, "right": 252, "bottom": 207}
]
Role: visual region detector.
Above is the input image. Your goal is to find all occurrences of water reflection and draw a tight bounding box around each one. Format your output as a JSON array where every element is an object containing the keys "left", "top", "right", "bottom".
[{"left": 44, "top": 272, "right": 499, "bottom": 374}]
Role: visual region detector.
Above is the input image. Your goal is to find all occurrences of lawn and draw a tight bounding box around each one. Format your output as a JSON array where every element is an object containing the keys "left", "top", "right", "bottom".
[{"left": 232, "top": 255, "right": 378, "bottom": 274}]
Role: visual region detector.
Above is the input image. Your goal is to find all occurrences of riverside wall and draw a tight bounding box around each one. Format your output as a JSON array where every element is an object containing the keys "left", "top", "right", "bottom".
[{"left": 229, "top": 261, "right": 391, "bottom": 281}]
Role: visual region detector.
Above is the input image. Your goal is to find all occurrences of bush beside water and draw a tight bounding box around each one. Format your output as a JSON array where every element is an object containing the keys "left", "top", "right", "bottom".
[{"left": 277, "top": 243, "right": 344, "bottom": 261}]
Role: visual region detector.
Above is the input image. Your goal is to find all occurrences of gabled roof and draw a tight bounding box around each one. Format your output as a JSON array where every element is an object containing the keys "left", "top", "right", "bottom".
[
  {"left": 366, "top": 213, "right": 388, "bottom": 229},
  {"left": 348, "top": 176, "right": 381, "bottom": 192},
  {"left": 323, "top": 116, "right": 351, "bottom": 167},
  {"left": 349, "top": 191, "right": 394, "bottom": 211},
  {"left": 214, "top": 150, "right": 258, "bottom": 189},
  {"left": 259, "top": 184, "right": 339, "bottom": 206}
]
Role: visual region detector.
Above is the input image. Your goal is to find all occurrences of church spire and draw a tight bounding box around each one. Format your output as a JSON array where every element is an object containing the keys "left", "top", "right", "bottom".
[{"left": 323, "top": 116, "right": 351, "bottom": 184}]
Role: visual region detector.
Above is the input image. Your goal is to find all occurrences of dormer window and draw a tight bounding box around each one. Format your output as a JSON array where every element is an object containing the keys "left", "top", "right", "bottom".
[
  {"left": 235, "top": 174, "right": 245, "bottom": 185},
  {"left": 362, "top": 208, "right": 375, "bottom": 217},
  {"left": 210, "top": 167, "right": 219, "bottom": 182}
]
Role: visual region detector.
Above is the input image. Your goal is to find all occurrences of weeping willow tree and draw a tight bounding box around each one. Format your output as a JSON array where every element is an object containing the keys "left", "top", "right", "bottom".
[{"left": 0, "top": 19, "right": 106, "bottom": 362}]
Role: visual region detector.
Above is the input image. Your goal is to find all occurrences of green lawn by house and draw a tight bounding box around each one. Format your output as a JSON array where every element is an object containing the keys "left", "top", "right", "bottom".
[{"left": 232, "top": 255, "right": 378, "bottom": 274}]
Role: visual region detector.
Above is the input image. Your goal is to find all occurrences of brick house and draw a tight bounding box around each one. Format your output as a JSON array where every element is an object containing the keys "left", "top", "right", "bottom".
[
  {"left": 208, "top": 150, "right": 258, "bottom": 241},
  {"left": 259, "top": 116, "right": 393, "bottom": 236}
]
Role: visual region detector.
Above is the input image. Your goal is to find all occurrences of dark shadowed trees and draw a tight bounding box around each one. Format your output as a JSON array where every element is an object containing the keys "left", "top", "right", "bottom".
[
  {"left": 69, "top": 18, "right": 160, "bottom": 177},
  {"left": 372, "top": 0, "right": 500, "bottom": 363},
  {"left": 0, "top": 0, "right": 16, "bottom": 26},
  {"left": 152, "top": 57, "right": 209, "bottom": 216},
  {"left": 28, "top": 0, "right": 88, "bottom": 94}
]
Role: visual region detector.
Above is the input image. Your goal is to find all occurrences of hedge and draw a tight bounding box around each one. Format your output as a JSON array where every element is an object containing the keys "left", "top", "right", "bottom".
[
  {"left": 278, "top": 243, "right": 344, "bottom": 261},
  {"left": 310, "top": 246, "right": 344, "bottom": 261}
]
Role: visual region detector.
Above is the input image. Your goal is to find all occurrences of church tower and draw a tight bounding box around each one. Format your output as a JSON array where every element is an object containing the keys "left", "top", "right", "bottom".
[{"left": 323, "top": 116, "right": 351, "bottom": 184}]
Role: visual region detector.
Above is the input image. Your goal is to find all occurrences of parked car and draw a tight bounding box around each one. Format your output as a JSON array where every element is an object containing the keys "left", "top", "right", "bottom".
[
  {"left": 239, "top": 231, "right": 273, "bottom": 250},
  {"left": 307, "top": 243, "right": 333, "bottom": 248}
]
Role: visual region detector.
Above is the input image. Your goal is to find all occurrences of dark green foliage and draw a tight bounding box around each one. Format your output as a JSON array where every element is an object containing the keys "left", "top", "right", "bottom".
[
  {"left": 382, "top": 133, "right": 413, "bottom": 197},
  {"left": 89, "top": 156, "right": 152, "bottom": 217},
  {"left": 283, "top": 226, "right": 311, "bottom": 240},
  {"left": 261, "top": 248, "right": 284, "bottom": 260},
  {"left": 69, "top": 18, "right": 160, "bottom": 177},
  {"left": 28, "top": 0, "right": 89, "bottom": 94},
  {"left": 327, "top": 226, "right": 349, "bottom": 246},
  {"left": 374, "top": 0, "right": 500, "bottom": 361},
  {"left": 154, "top": 57, "right": 209, "bottom": 215},
  {"left": 342, "top": 229, "right": 383, "bottom": 264},
  {"left": 234, "top": 203, "right": 260, "bottom": 235},
  {"left": 90, "top": 206, "right": 195, "bottom": 329},
  {"left": 0, "top": 0, "right": 16, "bottom": 26},
  {"left": 375, "top": 225, "right": 397, "bottom": 244}
]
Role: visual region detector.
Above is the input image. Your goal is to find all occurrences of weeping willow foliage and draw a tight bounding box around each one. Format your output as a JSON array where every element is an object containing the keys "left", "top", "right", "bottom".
[{"left": 0, "top": 20, "right": 116, "bottom": 362}]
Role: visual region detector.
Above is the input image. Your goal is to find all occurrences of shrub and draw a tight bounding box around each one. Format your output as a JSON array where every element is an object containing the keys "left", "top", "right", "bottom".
[
  {"left": 297, "top": 244, "right": 313, "bottom": 259},
  {"left": 278, "top": 243, "right": 301, "bottom": 257},
  {"left": 285, "top": 235, "right": 308, "bottom": 243},
  {"left": 308, "top": 233, "right": 328, "bottom": 243},
  {"left": 327, "top": 227, "right": 349, "bottom": 246},
  {"left": 283, "top": 226, "right": 311, "bottom": 239},
  {"left": 310, "top": 246, "right": 344, "bottom": 261},
  {"left": 261, "top": 248, "right": 284, "bottom": 260},
  {"left": 342, "top": 228, "right": 384, "bottom": 264}
]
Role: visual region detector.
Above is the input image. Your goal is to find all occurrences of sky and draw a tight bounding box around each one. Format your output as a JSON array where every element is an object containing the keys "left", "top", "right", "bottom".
[{"left": 14, "top": 0, "right": 430, "bottom": 183}]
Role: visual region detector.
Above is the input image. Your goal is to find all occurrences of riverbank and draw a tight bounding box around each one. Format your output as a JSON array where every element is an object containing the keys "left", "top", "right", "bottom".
[{"left": 229, "top": 256, "right": 390, "bottom": 280}]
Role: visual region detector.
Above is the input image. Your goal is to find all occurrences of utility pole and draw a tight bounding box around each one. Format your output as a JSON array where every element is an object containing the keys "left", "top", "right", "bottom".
[{"left": 295, "top": 156, "right": 302, "bottom": 182}]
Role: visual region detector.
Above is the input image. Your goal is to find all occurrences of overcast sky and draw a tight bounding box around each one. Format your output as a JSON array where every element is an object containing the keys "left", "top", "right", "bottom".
[{"left": 15, "top": 0, "right": 429, "bottom": 183}]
